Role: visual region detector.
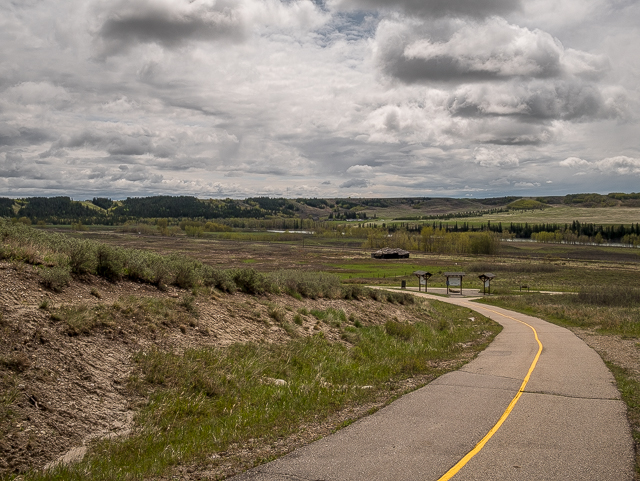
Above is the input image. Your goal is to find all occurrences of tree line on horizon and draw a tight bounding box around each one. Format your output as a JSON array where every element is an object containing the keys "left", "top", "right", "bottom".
[{"left": 1, "top": 193, "right": 640, "bottom": 246}]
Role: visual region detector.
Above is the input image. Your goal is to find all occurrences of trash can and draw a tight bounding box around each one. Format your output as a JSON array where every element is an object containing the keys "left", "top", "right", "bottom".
[{"left": 401, "top": 280, "right": 406, "bottom": 289}]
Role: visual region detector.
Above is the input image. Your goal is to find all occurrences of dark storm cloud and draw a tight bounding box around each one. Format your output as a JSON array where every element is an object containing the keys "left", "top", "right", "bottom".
[
  {"left": 375, "top": 18, "right": 603, "bottom": 85},
  {"left": 447, "top": 81, "right": 622, "bottom": 122},
  {"left": 110, "top": 164, "right": 163, "bottom": 183},
  {"left": 0, "top": 152, "right": 27, "bottom": 177},
  {"left": 95, "top": 1, "right": 244, "bottom": 56},
  {"left": 40, "top": 130, "right": 181, "bottom": 161},
  {"left": 0, "top": 124, "right": 52, "bottom": 147},
  {"left": 339, "top": 178, "right": 370, "bottom": 188},
  {"left": 334, "top": 0, "right": 521, "bottom": 19},
  {"left": 382, "top": 56, "right": 551, "bottom": 84}
]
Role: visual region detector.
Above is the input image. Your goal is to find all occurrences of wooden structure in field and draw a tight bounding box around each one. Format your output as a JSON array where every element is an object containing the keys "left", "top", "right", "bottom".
[
  {"left": 413, "top": 270, "right": 432, "bottom": 292},
  {"left": 478, "top": 273, "right": 496, "bottom": 295},
  {"left": 443, "top": 272, "right": 466, "bottom": 295},
  {"left": 371, "top": 247, "right": 410, "bottom": 259}
]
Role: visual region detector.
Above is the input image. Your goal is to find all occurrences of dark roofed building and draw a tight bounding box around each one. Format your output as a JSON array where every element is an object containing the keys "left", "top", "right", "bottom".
[{"left": 371, "top": 247, "right": 410, "bottom": 259}]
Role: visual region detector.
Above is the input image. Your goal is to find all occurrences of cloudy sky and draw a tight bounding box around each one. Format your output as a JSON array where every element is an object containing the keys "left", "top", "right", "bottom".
[{"left": 1, "top": 0, "right": 639, "bottom": 199}]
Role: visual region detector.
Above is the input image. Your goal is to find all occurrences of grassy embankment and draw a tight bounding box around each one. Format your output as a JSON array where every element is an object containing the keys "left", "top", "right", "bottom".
[
  {"left": 0, "top": 219, "right": 501, "bottom": 480},
  {"left": 28, "top": 300, "right": 498, "bottom": 481}
]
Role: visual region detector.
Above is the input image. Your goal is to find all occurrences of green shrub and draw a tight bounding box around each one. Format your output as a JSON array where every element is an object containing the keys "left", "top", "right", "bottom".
[
  {"left": 201, "top": 266, "right": 236, "bottom": 293},
  {"left": 342, "top": 284, "right": 365, "bottom": 300},
  {"left": 39, "top": 266, "right": 71, "bottom": 292},
  {"left": 67, "top": 240, "right": 96, "bottom": 274},
  {"left": 368, "top": 289, "right": 383, "bottom": 301},
  {"left": 286, "top": 289, "right": 303, "bottom": 301},
  {"left": 269, "top": 270, "right": 341, "bottom": 299},
  {"left": 170, "top": 256, "right": 199, "bottom": 289},
  {"left": 124, "top": 251, "right": 154, "bottom": 283},
  {"left": 96, "top": 245, "right": 124, "bottom": 281},
  {"left": 469, "top": 232, "right": 501, "bottom": 255},
  {"left": 180, "top": 296, "right": 199, "bottom": 316},
  {"left": 233, "top": 268, "right": 273, "bottom": 295},
  {"left": 185, "top": 225, "right": 204, "bottom": 238},
  {"left": 149, "top": 257, "right": 173, "bottom": 289}
]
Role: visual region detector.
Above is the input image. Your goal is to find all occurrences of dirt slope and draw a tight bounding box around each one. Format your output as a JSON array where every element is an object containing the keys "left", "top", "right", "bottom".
[{"left": 0, "top": 261, "right": 427, "bottom": 477}]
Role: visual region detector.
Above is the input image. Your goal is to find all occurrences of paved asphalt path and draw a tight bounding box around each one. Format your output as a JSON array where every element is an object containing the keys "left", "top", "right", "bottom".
[{"left": 230, "top": 293, "right": 634, "bottom": 481}]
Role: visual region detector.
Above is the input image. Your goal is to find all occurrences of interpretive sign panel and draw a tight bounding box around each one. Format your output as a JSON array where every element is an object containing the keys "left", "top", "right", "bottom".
[{"left": 444, "top": 272, "right": 465, "bottom": 295}]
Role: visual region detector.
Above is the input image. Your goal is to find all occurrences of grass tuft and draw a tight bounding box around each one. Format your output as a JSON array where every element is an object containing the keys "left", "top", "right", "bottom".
[
  {"left": 50, "top": 296, "right": 197, "bottom": 336},
  {"left": 0, "top": 353, "right": 31, "bottom": 373},
  {"left": 384, "top": 321, "right": 417, "bottom": 341},
  {"left": 268, "top": 305, "right": 286, "bottom": 323}
]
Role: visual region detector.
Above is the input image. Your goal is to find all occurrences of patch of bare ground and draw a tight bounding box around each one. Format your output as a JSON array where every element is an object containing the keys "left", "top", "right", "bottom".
[
  {"left": 0, "top": 261, "right": 479, "bottom": 479},
  {"left": 569, "top": 328, "right": 640, "bottom": 381},
  {"left": 569, "top": 327, "right": 640, "bottom": 480}
]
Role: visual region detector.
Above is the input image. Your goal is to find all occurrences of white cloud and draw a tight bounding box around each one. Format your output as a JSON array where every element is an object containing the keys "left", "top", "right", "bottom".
[
  {"left": 593, "top": 156, "right": 640, "bottom": 175},
  {"left": 375, "top": 17, "right": 611, "bottom": 84},
  {"left": 514, "top": 181, "right": 541, "bottom": 187},
  {"left": 402, "top": 19, "right": 563, "bottom": 79},
  {"left": 473, "top": 147, "right": 519, "bottom": 167},
  {"left": 559, "top": 156, "right": 589, "bottom": 167},
  {"left": 346, "top": 164, "right": 374, "bottom": 174}
]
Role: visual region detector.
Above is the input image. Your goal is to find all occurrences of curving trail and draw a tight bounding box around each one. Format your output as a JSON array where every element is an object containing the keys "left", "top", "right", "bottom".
[{"left": 230, "top": 292, "right": 635, "bottom": 481}]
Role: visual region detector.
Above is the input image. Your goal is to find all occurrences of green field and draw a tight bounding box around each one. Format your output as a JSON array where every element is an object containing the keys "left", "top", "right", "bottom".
[
  {"left": 391, "top": 205, "right": 640, "bottom": 226},
  {"left": 326, "top": 246, "right": 640, "bottom": 294}
]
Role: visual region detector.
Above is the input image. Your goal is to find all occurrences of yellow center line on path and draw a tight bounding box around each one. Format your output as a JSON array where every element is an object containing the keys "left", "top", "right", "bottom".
[{"left": 436, "top": 305, "right": 543, "bottom": 481}]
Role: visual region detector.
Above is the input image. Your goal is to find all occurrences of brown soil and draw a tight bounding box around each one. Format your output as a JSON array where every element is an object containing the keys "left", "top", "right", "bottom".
[
  {"left": 569, "top": 328, "right": 640, "bottom": 481},
  {"left": 0, "top": 260, "right": 458, "bottom": 479},
  {"left": 569, "top": 328, "right": 640, "bottom": 381}
]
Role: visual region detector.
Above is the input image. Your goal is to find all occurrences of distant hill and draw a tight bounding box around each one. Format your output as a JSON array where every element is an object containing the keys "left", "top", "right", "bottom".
[{"left": 0, "top": 193, "right": 638, "bottom": 225}]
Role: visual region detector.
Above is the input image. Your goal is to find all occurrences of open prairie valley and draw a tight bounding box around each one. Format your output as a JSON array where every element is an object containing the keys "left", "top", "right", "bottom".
[{"left": 1, "top": 220, "right": 639, "bottom": 480}]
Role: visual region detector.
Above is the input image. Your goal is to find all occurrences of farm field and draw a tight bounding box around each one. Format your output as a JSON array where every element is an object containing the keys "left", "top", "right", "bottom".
[{"left": 396, "top": 205, "right": 640, "bottom": 225}]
